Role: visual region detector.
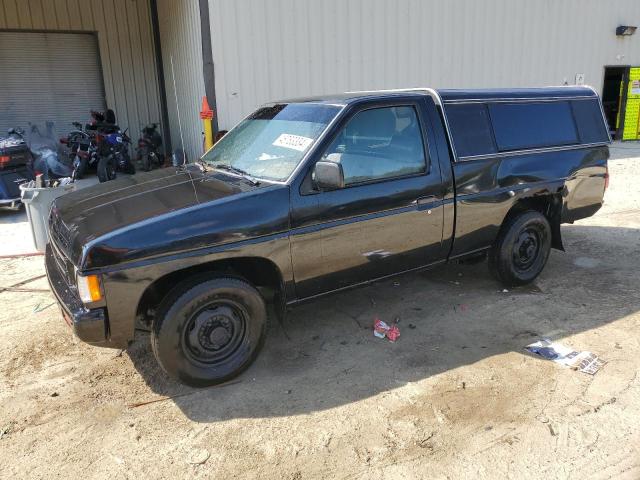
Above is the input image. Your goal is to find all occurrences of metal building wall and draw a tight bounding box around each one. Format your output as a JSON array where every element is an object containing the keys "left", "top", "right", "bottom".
[
  {"left": 156, "top": 0, "right": 206, "bottom": 162},
  {"left": 208, "top": 0, "right": 640, "bottom": 130},
  {"left": 0, "top": 0, "right": 162, "bottom": 142}
]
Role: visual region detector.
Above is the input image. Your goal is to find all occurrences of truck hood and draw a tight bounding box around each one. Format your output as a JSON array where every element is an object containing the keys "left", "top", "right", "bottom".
[{"left": 50, "top": 166, "right": 267, "bottom": 267}]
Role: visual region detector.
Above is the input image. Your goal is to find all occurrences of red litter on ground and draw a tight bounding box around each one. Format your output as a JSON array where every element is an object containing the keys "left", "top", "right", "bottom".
[{"left": 373, "top": 318, "right": 400, "bottom": 342}]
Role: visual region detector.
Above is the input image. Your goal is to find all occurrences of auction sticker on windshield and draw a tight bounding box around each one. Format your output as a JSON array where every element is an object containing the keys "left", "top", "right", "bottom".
[{"left": 272, "top": 133, "right": 314, "bottom": 152}]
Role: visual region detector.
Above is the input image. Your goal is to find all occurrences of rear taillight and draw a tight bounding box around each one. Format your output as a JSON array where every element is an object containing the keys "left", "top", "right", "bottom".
[
  {"left": 0, "top": 156, "right": 10, "bottom": 167},
  {"left": 60, "top": 138, "right": 68, "bottom": 145},
  {"left": 77, "top": 151, "right": 90, "bottom": 159},
  {"left": 604, "top": 166, "right": 609, "bottom": 191}
]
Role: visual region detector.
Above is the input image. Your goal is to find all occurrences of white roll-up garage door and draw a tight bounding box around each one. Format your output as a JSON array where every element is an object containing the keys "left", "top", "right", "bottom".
[{"left": 0, "top": 31, "right": 106, "bottom": 142}]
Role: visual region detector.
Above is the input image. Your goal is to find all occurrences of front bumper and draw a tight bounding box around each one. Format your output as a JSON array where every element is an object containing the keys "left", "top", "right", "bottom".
[{"left": 45, "top": 243, "right": 109, "bottom": 345}]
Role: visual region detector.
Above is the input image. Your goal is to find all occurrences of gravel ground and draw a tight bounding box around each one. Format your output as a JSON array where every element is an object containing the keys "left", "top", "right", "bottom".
[{"left": 0, "top": 143, "right": 639, "bottom": 479}]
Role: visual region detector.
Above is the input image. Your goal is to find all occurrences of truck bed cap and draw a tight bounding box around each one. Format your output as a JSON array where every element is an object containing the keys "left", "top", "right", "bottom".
[
  {"left": 277, "top": 86, "right": 598, "bottom": 106},
  {"left": 436, "top": 86, "right": 597, "bottom": 103}
]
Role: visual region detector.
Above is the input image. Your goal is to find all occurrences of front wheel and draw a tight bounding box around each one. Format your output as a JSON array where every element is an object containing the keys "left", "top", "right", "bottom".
[
  {"left": 97, "top": 155, "right": 117, "bottom": 182},
  {"left": 151, "top": 276, "right": 268, "bottom": 387},
  {"left": 488, "top": 210, "right": 552, "bottom": 287},
  {"left": 72, "top": 156, "right": 88, "bottom": 180}
]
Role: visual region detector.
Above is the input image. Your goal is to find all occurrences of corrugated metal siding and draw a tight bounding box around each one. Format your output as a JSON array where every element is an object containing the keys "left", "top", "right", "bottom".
[
  {"left": 208, "top": 0, "right": 640, "bottom": 130},
  {"left": 0, "top": 0, "right": 162, "bottom": 145},
  {"left": 157, "top": 0, "right": 206, "bottom": 161}
]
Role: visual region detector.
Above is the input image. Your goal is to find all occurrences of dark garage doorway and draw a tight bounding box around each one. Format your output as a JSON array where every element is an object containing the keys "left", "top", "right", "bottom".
[{"left": 601, "top": 66, "right": 628, "bottom": 139}]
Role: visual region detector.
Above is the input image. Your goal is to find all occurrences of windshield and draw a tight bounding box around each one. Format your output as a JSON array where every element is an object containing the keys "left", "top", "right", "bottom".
[{"left": 202, "top": 103, "right": 341, "bottom": 181}]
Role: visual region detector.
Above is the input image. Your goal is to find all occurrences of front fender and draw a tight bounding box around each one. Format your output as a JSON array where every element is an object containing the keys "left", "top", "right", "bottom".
[{"left": 101, "top": 233, "right": 294, "bottom": 345}]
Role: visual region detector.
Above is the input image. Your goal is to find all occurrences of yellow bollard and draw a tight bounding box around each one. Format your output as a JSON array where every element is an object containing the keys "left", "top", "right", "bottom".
[
  {"left": 200, "top": 96, "right": 215, "bottom": 151},
  {"left": 203, "top": 117, "right": 214, "bottom": 151}
]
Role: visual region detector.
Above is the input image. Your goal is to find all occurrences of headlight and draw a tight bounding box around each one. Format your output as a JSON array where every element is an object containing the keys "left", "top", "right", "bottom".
[{"left": 76, "top": 273, "right": 103, "bottom": 303}]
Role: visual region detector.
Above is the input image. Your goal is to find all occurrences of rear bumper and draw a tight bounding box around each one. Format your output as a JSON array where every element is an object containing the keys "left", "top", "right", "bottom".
[
  {"left": 0, "top": 196, "right": 21, "bottom": 208},
  {"left": 45, "top": 244, "right": 110, "bottom": 346}
]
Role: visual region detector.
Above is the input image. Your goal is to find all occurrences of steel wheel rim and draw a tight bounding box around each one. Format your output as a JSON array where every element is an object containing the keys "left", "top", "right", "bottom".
[
  {"left": 512, "top": 227, "right": 542, "bottom": 272},
  {"left": 181, "top": 300, "right": 248, "bottom": 366}
]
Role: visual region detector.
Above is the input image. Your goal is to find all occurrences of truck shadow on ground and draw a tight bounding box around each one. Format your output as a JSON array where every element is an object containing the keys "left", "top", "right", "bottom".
[{"left": 126, "top": 223, "right": 640, "bottom": 422}]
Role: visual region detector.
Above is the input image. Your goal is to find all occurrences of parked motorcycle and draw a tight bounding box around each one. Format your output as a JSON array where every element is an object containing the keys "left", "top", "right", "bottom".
[
  {"left": 97, "top": 129, "right": 135, "bottom": 182},
  {"left": 60, "top": 122, "right": 98, "bottom": 181},
  {"left": 137, "top": 123, "right": 163, "bottom": 171},
  {"left": 84, "top": 109, "right": 135, "bottom": 183}
]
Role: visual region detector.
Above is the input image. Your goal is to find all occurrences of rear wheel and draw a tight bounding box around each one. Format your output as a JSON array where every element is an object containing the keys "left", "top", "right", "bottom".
[
  {"left": 488, "top": 210, "right": 552, "bottom": 287},
  {"left": 151, "top": 276, "right": 268, "bottom": 387},
  {"left": 141, "top": 152, "right": 151, "bottom": 171},
  {"left": 97, "top": 155, "right": 117, "bottom": 182}
]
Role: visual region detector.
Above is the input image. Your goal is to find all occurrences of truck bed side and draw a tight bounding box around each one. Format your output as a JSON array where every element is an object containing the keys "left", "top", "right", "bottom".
[{"left": 432, "top": 87, "right": 610, "bottom": 259}]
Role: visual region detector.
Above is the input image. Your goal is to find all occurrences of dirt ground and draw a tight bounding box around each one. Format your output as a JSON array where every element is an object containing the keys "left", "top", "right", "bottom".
[{"left": 1, "top": 144, "right": 639, "bottom": 479}]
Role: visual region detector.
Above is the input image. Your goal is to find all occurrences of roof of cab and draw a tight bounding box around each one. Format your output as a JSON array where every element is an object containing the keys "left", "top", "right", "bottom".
[
  {"left": 276, "top": 86, "right": 598, "bottom": 106},
  {"left": 274, "top": 89, "right": 427, "bottom": 106}
]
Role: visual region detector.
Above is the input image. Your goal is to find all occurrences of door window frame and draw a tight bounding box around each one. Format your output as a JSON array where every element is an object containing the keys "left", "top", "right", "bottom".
[{"left": 299, "top": 99, "right": 432, "bottom": 195}]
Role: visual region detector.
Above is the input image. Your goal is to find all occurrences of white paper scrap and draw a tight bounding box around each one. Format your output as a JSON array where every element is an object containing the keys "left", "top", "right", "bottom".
[
  {"left": 272, "top": 133, "right": 314, "bottom": 152},
  {"left": 525, "top": 339, "right": 605, "bottom": 375}
]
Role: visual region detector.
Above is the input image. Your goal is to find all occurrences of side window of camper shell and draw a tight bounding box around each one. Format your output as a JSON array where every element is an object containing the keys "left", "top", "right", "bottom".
[
  {"left": 488, "top": 101, "right": 578, "bottom": 151},
  {"left": 446, "top": 98, "right": 608, "bottom": 159},
  {"left": 446, "top": 103, "right": 497, "bottom": 157},
  {"left": 570, "top": 99, "right": 610, "bottom": 144}
]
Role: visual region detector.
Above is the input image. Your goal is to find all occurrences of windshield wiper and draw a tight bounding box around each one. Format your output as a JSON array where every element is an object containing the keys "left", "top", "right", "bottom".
[
  {"left": 213, "top": 164, "right": 260, "bottom": 185},
  {"left": 195, "top": 159, "right": 209, "bottom": 172}
]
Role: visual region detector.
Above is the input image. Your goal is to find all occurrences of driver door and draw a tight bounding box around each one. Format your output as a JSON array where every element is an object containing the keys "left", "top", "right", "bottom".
[{"left": 289, "top": 99, "right": 446, "bottom": 299}]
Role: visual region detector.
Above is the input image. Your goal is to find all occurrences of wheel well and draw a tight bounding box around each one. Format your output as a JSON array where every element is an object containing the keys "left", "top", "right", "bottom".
[
  {"left": 135, "top": 257, "right": 283, "bottom": 326},
  {"left": 505, "top": 194, "right": 564, "bottom": 251}
]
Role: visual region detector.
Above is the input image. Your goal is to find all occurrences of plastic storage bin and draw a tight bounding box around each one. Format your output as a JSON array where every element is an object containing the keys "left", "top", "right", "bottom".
[{"left": 20, "top": 182, "right": 75, "bottom": 252}]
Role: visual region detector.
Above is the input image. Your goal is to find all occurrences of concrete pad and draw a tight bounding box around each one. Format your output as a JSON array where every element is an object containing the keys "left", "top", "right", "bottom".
[{"left": 0, "top": 175, "right": 99, "bottom": 256}]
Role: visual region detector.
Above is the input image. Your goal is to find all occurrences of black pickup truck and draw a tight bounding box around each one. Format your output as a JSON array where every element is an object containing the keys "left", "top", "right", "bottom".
[{"left": 46, "top": 87, "right": 610, "bottom": 386}]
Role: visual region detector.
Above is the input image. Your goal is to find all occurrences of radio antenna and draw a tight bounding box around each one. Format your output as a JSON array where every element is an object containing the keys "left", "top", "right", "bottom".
[{"left": 170, "top": 55, "right": 186, "bottom": 165}]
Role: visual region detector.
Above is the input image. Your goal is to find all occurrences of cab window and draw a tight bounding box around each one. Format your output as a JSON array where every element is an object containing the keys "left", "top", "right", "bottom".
[{"left": 321, "top": 106, "right": 427, "bottom": 185}]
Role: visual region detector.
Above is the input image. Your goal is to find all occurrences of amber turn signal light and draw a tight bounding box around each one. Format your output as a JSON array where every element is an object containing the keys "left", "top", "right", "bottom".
[{"left": 76, "top": 274, "right": 103, "bottom": 303}]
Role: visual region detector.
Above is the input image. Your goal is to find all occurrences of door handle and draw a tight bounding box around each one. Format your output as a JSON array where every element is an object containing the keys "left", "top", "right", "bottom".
[{"left": 417, "top": 196, "right": 438, "bottom": 206}]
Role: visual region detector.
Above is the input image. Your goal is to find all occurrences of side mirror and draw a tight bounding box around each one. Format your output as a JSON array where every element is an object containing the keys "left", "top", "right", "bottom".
[{"left": 313, "top": 160, "right": 344, "bottom": 190}]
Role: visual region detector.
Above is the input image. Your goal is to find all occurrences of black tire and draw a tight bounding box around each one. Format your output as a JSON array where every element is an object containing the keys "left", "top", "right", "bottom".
[
  {"left": 154, "top": 153, "right": 165, "bottom": 168},
  {"left": 124, "top": 160, "right": 136, "bottom": 175},
  {"left": 120, "top": 151, "right": 136, "bottom": 174},
  {"left": 73, "top": 156, "right": 88, "bottom": 180},
  {"left": 151, "top": 276, "right": 268, "bottom": 387},
  {"left": 141, "top": 153, "right": 151, "bottom": 172},
  {"left": 488, "top": 210, "right": 552, "bottom": 287},
  {"left": 97, "top": 155, "right": 117, "bottom": 182}
]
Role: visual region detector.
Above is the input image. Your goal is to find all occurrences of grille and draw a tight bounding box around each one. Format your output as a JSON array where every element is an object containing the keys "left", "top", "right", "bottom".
[
  {"left": 49, "top": 209, "right": 76, "bottom": 287},
  {"left": 49, "top": 209, "right": 72, "bottom": 252},
  {"left": 51, "top": 240, "right": 76, "bottom": 287}
]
